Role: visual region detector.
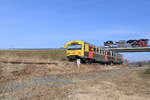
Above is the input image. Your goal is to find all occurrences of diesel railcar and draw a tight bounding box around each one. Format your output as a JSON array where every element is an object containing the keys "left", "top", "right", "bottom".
[{"left": 64, "top": 41, "right": 123, "bottom": 64}]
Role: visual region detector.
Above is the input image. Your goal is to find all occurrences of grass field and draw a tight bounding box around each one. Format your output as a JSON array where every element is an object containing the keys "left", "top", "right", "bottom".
[
  {"left": 0, "top": 50, "right": 150, "bottom": 100},
  {"left": 0, "top": 50, "right": 67, "bottom": 62}
]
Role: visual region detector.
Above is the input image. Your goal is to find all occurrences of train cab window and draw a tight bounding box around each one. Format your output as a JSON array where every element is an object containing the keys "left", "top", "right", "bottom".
[{"left": 67, "top": 44, "right": 82, "bottom": 50}]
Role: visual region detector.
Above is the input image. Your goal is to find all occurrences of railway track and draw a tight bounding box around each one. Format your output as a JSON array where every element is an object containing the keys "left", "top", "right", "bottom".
[{"left": 2, "top": 61, "right": 58, "bottom": 65}]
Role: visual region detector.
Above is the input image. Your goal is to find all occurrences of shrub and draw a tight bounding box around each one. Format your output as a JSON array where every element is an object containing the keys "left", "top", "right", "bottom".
[
  {"left": 144, "top": 68, "right": 150, "bottom": 74},
  {"left": 139, "top": 68, "right": 150, "bottom": 79}
]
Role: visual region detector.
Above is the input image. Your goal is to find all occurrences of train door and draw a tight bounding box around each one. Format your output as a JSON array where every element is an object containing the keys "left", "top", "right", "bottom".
[
  {"left": 89, "top": 45, "right": 93, "bottom": 59},
  {"left": 104, "top": 49, "right": 108, "bottom": 62},
  {"left": 115, "top": 53, "right": 117, "bottom": 63}
]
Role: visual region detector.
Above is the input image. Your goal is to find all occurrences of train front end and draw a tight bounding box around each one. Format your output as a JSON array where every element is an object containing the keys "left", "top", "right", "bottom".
[{"left": 64, "top": 41, "right": 84, "bottom": 61}]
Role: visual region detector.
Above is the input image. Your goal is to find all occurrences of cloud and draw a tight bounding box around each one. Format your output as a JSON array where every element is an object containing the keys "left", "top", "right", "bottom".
[
  {"left": 94, "top": 29, "right": 142, "bottom": 35},
  {"left": 85, "top": 29, "right": 150, "bottom": 39},
  {"left": 143, "top": 33, "right": 150, "bottom": 39}
]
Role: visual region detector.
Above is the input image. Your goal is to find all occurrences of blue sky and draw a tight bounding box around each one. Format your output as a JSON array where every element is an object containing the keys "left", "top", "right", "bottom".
[{"left": 0, "top": 0, "right": 150, "bottom": 61}]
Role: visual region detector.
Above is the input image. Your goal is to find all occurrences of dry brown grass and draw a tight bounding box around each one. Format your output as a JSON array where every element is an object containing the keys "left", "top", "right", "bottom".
[
  {"left": 0, "top": 50, "right": 67, "bottom": 62},
  {"left": 114, "top": 69, "right": 150, "bottom": 98},
  {"left": 142, "top": 68, "right": 150, "bottom": 78},
  {"left": 0, "top": 50, "right": 134, "bottom": 100},
  {"left": 67, "top": 69, "right": 150, "bottom": 100}
]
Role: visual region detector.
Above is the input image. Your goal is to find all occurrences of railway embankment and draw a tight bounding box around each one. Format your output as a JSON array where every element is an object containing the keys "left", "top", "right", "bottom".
[{"left": 0, "top": 50, "right": 149, "bottom": 100}]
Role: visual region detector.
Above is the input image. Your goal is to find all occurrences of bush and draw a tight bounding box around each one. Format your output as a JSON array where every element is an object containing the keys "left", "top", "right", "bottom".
[
  {"left": 144, "top": 68, "right": 150, "bottom": 74},
  {"left": 139, "top": 68, "right": 150, "bottom": 79},
  {"left": 138, "top": 62, "right": 142, "bottom": 67}
]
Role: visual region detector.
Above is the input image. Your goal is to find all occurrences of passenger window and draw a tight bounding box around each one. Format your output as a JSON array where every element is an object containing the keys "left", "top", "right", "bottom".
[
  {"left": 97, "top": 48, "right": 99, "bottom": 54},
  {"left": 100, "top": 49, "right": 101, "bottom": 54},
  {"left": 102, "top": 50, "right": 104, "bottom": 55},
  {"left": 89, "top": 46, "right": 93, "bottom": 51},
  {"left": 100, "top": 49, "right": 103, "bottom": 55}
]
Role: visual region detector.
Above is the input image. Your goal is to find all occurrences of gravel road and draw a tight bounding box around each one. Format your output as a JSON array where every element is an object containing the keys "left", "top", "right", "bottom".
[{"left": 0, "top": 67, "right": 148, "bottom": 100}]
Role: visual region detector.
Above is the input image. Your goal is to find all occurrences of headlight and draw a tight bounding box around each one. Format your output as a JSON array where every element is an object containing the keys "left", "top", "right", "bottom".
[
  {"left": 67, "top": 52, "right": 70, "bottom": 55},
  {"left": 78, "top": 52, "right": 81, "bottom": 55}
]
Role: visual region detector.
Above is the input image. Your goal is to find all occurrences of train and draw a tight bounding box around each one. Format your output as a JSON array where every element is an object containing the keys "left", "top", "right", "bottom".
[
  {"left": 127, "top": 39, "right": 149, "bottom": 47},
  {"left": 104, "top": 39, "right": 149, "bottom": 48},
  {"left": 64, "top": 41, "right": 123, "bottom": 64}
]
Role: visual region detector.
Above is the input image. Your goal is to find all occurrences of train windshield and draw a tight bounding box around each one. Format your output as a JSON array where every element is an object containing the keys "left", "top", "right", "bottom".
[{"left": 67, "top": 45, "right": 82, "bottom": 50}]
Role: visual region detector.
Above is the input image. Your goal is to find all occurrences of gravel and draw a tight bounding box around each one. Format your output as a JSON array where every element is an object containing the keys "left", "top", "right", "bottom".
[{"left": 1, "top": 67, "right": 141, "bottom": 100}]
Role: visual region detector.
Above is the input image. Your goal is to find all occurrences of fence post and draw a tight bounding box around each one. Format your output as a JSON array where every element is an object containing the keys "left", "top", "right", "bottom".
[{"left": 77, "top": 59, "right": 81, "bottom": 69}]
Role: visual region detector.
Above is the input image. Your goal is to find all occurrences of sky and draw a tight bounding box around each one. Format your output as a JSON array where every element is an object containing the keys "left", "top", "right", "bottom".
[{"left": 0, "top": 0, "right": 150, "bottom": 61}]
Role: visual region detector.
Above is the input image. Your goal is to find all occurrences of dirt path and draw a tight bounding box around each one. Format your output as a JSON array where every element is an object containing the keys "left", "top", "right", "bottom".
[
  {"left": 67, "top": 67, "right": 150, "bottom": 100},
  {"left": 1, "top": 66, "right": 148, "bottom": 100}
]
